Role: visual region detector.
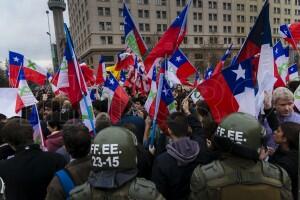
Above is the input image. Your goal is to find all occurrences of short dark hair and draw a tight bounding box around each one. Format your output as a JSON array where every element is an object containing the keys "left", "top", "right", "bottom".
[
  {"left": 0, "top": 114, "right": 7, "bottom": 121},
  {"left": 95, "top": 113, "right": 111, "bottom": 133},
  {"left": 46, "top": 112, "right": 65, "bottom": 130},
  {"left": 2, "top": 118, "right": 33, "bottom": 147},
  {"left": 280, "top": 122, "right": 300, "bottom": 150},
  {"left": 92, "top": 99, "right": 108, "bottom": 113},
  {"left": 62, "top": 120, "right": 91, "bottom": 158},
  {"left": 166, "top": 112, "right": 189, "bottom": 137}
]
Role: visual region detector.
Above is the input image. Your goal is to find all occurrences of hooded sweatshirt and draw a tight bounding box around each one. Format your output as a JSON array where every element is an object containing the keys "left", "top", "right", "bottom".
[
  {"left": 166, "top": 137, "right": 200, "bottom": 166},
  {"left": 152, "top": 137, "right": 200, "bottom": 199}
]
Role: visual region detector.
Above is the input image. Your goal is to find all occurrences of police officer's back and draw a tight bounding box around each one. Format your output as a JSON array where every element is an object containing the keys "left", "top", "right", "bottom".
[
  {"left": 70, "top": 127, "right": 164, "bottom": 200},
  {"left": 189, "top": 112, "right": 293, "bottom": 200}
]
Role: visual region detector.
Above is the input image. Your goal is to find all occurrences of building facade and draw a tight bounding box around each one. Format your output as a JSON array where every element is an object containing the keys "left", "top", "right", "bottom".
[{"left": 66, "top": 0, "right": 300, "bottom": 73}]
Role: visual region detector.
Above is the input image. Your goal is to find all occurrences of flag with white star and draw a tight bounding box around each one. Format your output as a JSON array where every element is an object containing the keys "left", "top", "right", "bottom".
[
  {"left": 9, "top": 51, "right": 24, "bottom": 87},
  {"left": 280, "top": 23, "right": 300, "bottom": 50},
  {"left": 197, "top": 58, "right": 256, "bottom": 123},
  {"left": 287, "top": 63, "right": 299, "bottom": 82},
  {"left": 144, "top": 0, "right": 191, "bottom": 75},
  {"left": 168, "top": 49, "right": 197, "bottom": 86},
  {"left": 273, "top": 41, "right": 289, "bottom": 87},
  {"left": 103, "top": 72, "right": 129, "bottom": 124}
]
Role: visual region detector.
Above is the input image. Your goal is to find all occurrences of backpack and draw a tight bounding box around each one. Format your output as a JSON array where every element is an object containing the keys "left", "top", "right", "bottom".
[{"left": 55, "top": 169, "right": 75, "bottom": 200}]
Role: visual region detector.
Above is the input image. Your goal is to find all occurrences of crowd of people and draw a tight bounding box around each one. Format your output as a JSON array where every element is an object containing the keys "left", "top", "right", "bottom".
[{"left": 0, "top": 80, "right": 300, "bottom": 200}]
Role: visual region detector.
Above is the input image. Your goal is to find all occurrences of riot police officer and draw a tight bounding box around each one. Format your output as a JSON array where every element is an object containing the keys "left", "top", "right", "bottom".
[
  {"left": 70, "top": 126, "right": 164, "bottom": 200},
  {"left": 189, "top": 112, "right": 293, "bottom": 200}
]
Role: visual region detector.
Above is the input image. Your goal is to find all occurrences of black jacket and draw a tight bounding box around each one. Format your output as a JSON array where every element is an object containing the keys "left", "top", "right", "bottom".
[
  {"left": 151, "top": 137, "right": 214, "bottom": 200},
  {"left": 0, "top": 143, "right": 15, "bottom": 160},
  {"left": 0, "top": 144, "right": 66, "bottom": 200},
  {"left": 269, "top": 147, "right": 298, "bottom": 200}
]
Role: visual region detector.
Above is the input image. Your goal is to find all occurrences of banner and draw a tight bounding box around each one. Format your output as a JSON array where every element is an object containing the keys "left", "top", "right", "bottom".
[{"left": 0, "top": 88, "right": 21, "bottom": 118}]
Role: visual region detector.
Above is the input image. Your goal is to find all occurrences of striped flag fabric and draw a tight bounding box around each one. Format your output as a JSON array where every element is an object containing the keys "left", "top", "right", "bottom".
[
  {"left": 286, "top": 63, "right": 299, "bottom": 82},
  {"left": 15, "top": 67, "right": 38, "bottom": 113},
  {"left": 123, "top": 3, "right": 148, "bottom": 57},
  {"left": 96, "top": 56, "right": 107, "bottom": 85},
  {"left": 212, "top": 44, "right": 232, "bottom": 76},
  {"left": 103, "top": 72, "right": 129, "bottom": 124},
  {"left": 29, "top": 105, "right": 44, "bottom": 147}
]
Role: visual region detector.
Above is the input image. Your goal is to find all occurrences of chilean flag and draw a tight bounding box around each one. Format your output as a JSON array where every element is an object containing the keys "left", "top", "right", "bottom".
[
  {"left": 144, "top": 0, "right": 191, "bottom": 75},
  {"left": 47, "top": 73, "right": 60, "bottom": 95},
  {"left": 235, "top": 0, "right": 271, "bottom": 79},
  {"left": 15, "top": 67, "right": 38, "bottom": 113},
  {"left": 64, "top": 24, "right": 88, "bottom": 107},
  {"left": 119, "top": 70, "right": 126, "bottom": 85},
  {"left": 96, "top": 56, "right": 106, "bottom": 85},
  {"left": 9, "top": 51, "right": 24, "bottom": 88},
  {"left": 115, "top": 51, "right": 135, "bottom": 71},
  {"left": 103, "top": 72, "right": 129, "bottom": 124},
  {"left": 212, "top": 44, "right": 232, "bottom": 76},
  {"left": 80, "top": 63, "right": 96, "bottom": 87},
  {"left": 29, "top": 105, "right": 44, "bottom": 147},
  {"left": 145, "top": 66, "right": 157, "bottom": 114},
  {"left": 286, "top": 63, "right": 299, "bottom": 82},
  {"left": 168, "top": 49, "right": 197, "bottom": 86},
  {"left": 273, "top": 41, "right": 289, "bottom": 87},
  {"left": 204, "top": 65, "right": 214, "bottom": 80},
  {"left": 147, "top": 75, "right": 176, "bottom": 131},
  {"left": 280, "top": 23, "right": 300, "bottom": 50},
  {"left": 197, "top": 59, "right": 256, "bottom": 123},
  {"left": 123, "top": 3, "right": 147, "bottom": 57}
]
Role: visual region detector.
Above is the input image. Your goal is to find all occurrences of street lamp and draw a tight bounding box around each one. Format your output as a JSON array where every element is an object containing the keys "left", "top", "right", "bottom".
[{"left": 46, "top": 10, "right": 56, "bottom": 72}]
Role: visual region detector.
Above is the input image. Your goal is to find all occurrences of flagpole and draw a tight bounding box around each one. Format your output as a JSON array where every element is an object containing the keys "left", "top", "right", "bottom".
[
  {"left": 35, "top": 104, "right": 45, "bottom": 149},
  {"left": 149, "top": 55, "right": 167, "bottom": 146},
  {"left": 64, "top": 24, "right": 96, "bottom": 136}
]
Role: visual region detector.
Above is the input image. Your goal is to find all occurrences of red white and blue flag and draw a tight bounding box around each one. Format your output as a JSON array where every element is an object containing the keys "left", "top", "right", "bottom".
[
  {"left": 273, "top": 41, "right": 289, "bottom": 87},
  {"left": 123, "top": 3, "right": 148, "bottom": 57},
  {"left": 96, "top": 56, "right": 107, "bottom": 85},
  {"left": 234, "top": 0, "right": 271, "bottom": 80},
  {"left": 103, "top": 72, "right": 129, "bottom": 124},
  {"left": 212, "top": 44, "right": 232, "bottom": 76},
  {"left": 147, "top": 75, "right": 176, "bottom": 130},
  {"left": 167, "top": 49, "right": 197, "bottom": 86},
  {"left": 9, "top": 51, "right": 24, "bottom": 87},
  {"left": 286, "top": 63, "right": 299, "bottom": 82},
  {"left": 119, "top": 70, "right": 126, "bottom": 85},
  {"left": 280, "top": 23, "right": 300, "bottom": 50},
  {"left": 197, "top": 59, "right": 256, "bottom": 123},
  {"left": 204, "top": 65, "right": 214, "bottom": 80},
  {"left": 63, "top": 24, "right": 88, "bottom": 107},
  {"left": 9, "top": 51, "right": 47, "bottom": 87},
  {"left": 115, "top": 50, "right": 135, "bottom": 71},
  {"left": 144, "top": 0, "right": 191, "bottom": 75},
  {"left": 29, "top": 105, "right": 44, "bottom": 147}
]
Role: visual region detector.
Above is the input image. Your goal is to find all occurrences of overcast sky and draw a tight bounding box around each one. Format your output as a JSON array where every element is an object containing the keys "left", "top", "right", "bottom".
[{"left": 0, "top": 0, "right": 69, "bottom": 70}]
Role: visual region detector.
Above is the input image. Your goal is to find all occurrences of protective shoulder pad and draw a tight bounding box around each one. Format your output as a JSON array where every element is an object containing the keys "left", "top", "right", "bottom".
[
  {"left": 201, "top": 160, "right": 225, "bottom": 181},
  {"left": 261, "top": 161, "right": 286, "bottom": 187},
  {"left": 69, "top": 182, "right": 92, "bottom": 200},
  {"left": 129, "top": 178, "right": 163, "bottom": 200},
  {"left": 190, "top": 161, "right": 225, "bottom": 192}
]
